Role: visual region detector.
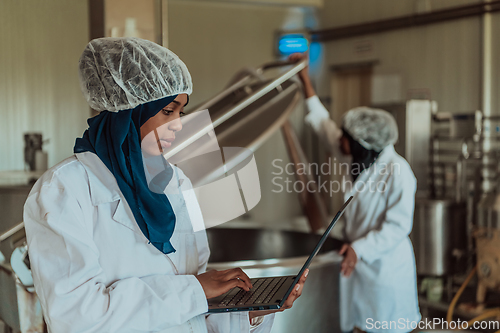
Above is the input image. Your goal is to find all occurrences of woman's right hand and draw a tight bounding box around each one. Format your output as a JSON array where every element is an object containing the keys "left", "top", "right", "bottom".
[
  {"left": 288, "top": 53, "right": 316, "bottom": 98},
  {"left": 288, "top": 53, "right": 309, "bottom": 79},
  {"left": 195, "top": 268, "right": 253, "bottom": 299}
]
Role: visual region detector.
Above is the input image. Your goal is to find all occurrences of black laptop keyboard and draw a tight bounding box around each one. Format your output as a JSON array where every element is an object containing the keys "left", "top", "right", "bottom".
[{"left": 218, "top": 277, "right": 288, "bottom": 307}]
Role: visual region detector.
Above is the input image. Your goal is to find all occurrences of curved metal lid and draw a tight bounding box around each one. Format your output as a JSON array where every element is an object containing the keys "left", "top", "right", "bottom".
[{"left": 166, "top": 60, "right": 307, "bottom": 186}]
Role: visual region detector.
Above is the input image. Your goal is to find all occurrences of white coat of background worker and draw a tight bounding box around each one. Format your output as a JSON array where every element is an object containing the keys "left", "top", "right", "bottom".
[
  {"left": 23, "top": 38, "right": 308, "bottom": 333},
  {"left": 289, "top": 53, "right": 420, "bottom": 333}
]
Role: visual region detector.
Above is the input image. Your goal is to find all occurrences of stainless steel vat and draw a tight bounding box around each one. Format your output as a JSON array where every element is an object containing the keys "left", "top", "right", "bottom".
[
  {"left": 176, "top": 61, "right": 304, "bottom": 190},
  {"left": 206, "top": 228, "right": 343, "bottom": 333},
  {"left": 411, "top": 199, "right": 467, "bottom": 276}
]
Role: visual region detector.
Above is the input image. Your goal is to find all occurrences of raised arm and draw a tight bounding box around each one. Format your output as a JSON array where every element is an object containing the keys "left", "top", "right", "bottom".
[
  {"left": 289, "top": 53, "right": 316, "bottom": 99},
  {"left": 289, "top": 53, "right": 343, "bottom": 153}
]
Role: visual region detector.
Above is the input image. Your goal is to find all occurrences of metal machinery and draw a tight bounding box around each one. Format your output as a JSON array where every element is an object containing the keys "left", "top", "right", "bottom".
[
  {"left": 373, "top": 101, "right": 469, "bottom": 278},
  {"left": 0, "top": 223, "right": 44, "bottom": 333},
  {"left": 369, "top": 100, "right": 498, "bottom": 318},
  {"left": 0, "top": 59, "right": 342, "bottom": 333},
  {"left": 372, "top": 102, "right": 468, "bottom": 278},
  {"left": 429, "top": 111, "right": 500, "bottom": 302},
  {"left": 390, "top": 104, "right": 500, "bottom": 324},
  {"left": 476, "top": 194, "right": 500, "bottom": 302},
  {"left": 473, "top": 115, "right": 500, "bottom": 305},
  {"left": 0, "top": 175, "right": 44, "bottom": 333},
  {"left": 413, "top": 111, "right": 476, "bottom": 279},
  {"left": 435, "top": 112, "right": 500, "bottom": 328}
]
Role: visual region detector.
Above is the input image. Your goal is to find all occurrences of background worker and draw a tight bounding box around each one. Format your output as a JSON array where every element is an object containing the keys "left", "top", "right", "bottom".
[{"left": 290, "top": 53, "right": 420, "bottom": 333}]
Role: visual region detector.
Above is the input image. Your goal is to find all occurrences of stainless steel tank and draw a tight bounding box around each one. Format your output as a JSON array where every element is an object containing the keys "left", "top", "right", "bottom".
[
  {"left": 206, "top": 228, "right": 342, "bottom": 333},
  {"left": 411, "top": 199, "right": 467, "bottom": 276}
]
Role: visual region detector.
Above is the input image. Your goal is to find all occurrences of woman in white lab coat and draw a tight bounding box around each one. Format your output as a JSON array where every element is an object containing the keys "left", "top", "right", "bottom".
[
  {"left": 290, "top": 54, "right": 420, "bottom": 333},
  {"left": 23, "top": 38, "right": 307, "bottom": 333}
]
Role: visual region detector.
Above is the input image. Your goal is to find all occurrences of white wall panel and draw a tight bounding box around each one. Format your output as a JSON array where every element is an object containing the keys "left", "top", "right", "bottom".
[
  {"left": 0, "top": 0, "right": 89, "bottom": 171},
  {"left": 319, "top": 11, "right": 483, "bottom": 113}
]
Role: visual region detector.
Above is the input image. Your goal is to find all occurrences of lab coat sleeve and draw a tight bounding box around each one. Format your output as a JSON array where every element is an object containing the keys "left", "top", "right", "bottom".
[
  {"left": 305, "top": 96, "right": 343, "bottom": 154},
  {"left": 350, "top": 167, "right": 417, "bottom": 265},
  {"left": 24, "top": 178, "right": 208, "bottom": 333},
  {"left": 206, "top": 313, "right": 275, "bottom": 333}
]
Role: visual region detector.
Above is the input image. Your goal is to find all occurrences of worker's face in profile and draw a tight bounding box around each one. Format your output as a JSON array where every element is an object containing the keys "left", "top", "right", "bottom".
[
  {"left": 340, "top": 135, "right": 351, "bottom": 156},
  {"left": 140, "top": 94, "right": 188, "bottom": 156}
]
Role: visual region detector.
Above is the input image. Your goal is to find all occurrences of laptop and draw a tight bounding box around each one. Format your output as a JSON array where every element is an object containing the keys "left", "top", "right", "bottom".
[{"left": 207, "top": 196, "right": 353, "bottom": 313}]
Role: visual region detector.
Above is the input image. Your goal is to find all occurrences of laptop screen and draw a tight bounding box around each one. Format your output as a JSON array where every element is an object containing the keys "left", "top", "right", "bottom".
[{"left": 280, "top": 196, "right": 353, "bottom": 305}]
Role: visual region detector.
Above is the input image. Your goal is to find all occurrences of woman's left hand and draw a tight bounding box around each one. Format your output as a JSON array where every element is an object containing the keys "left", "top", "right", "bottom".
[
  {"left": 339, "top": 243, "right": 358, "bottom": 277},
  {"left": 248, "top": 269, "right": 309, "bottom": 322}
]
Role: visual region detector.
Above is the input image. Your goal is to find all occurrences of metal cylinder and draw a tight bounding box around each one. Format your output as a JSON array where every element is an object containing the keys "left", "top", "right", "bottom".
[
  {"left": 411, "top": 199, "right": 467, "bottom": 276},
  {"left": 206, "top": 228, "right": 342, "bottom": 333}
]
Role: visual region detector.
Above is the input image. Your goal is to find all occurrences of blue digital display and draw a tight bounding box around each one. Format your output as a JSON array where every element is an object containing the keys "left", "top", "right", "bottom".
[{"left": 278, "top": 34, "right": 309, "bottom": 55}]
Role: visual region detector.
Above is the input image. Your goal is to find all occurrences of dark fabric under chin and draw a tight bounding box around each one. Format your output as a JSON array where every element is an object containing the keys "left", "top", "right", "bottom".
[
  {"left": 144, "top": 153, "right": 174, "bottom": 194},
  {"left": 74, "top": 95, "right": 178, "bottom": 254},
  {"left": 341, "top": 128, "right": 381, "bottom": 182}
]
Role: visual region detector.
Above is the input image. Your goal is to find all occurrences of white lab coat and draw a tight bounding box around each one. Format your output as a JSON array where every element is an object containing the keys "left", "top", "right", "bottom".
[
  {"left": 306, "top": 96, "right": 421, "bottom": 333},
  {"left": 23, "top": 152, "right": 274, "bottom": 333}
]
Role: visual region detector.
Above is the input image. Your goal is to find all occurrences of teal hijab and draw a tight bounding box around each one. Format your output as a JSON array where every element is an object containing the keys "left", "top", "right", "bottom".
[{"left": 74, "top": 96, "right": 178, "bottom": 254}]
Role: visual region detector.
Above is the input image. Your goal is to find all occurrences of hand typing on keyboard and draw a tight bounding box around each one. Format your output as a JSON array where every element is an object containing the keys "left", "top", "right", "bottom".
[
  {"left": 195, "top": 268, "right": 253, "bottom": 299},
  {"left": 218, "top": 277, "right": 289, "bottom": 307}
]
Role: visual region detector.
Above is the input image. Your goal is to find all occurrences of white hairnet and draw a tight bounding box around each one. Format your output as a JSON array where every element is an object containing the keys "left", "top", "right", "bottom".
[
  {"left": 342, "top": 107, "right": 398, "bottom": 152},
  {"left": 78, "top": 37, "right": 192, "bottom": 112}
]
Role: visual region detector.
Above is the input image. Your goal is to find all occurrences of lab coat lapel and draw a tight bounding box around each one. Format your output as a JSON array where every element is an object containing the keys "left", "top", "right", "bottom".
[
  {"left": 75, "top": 152, "right": 145, "bottom": 236},
  {"left": 111, "top": 198, "right": 146, "bottom": 235},
  {"left": 75, "top": 152, "right": 120, "bottom": 205}
]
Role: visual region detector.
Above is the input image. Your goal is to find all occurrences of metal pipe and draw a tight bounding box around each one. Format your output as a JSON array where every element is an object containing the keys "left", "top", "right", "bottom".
[
  {"left": 466, "top": 180, "right": 475, "bottom": 271},
  {"left": 456, "top": 157, "right": 464, "bottom": 203},
  {"left": 482, "top": 1, "right": 493, "bottom": 119},
  {"left": 0, "top": 262, "right": 14, "bottom": 274},
  {"left": 211, "top": 60, "right": 306, "bottom": 128},
  {"left": 310, "top": 1, "right": 500, "bottom": 42},
  {"left": 481, "top": 0, "right": 494, "bottom": 194},
  {"left": 0, "top": 222, "right": 24, "bottom": 242}
]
